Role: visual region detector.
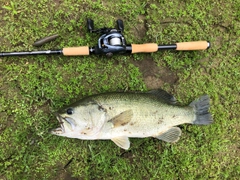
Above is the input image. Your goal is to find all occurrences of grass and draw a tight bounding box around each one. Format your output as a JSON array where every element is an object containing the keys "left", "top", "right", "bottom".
[{"left": 0, "top": 0, "right": 239, "bottom": 179}]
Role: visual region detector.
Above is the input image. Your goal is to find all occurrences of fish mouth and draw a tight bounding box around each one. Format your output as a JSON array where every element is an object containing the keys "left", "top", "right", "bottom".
[
  {"left": 51, "top": 114, "right": 65, "bottom": 135},
  {"left": 51, "top": 114, "right": 77, "bottom": 135}
]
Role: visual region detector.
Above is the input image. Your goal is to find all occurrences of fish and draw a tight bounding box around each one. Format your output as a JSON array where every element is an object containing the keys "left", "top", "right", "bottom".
[{"left": 51, "top": 89, "right": 213, "bottom": 150}]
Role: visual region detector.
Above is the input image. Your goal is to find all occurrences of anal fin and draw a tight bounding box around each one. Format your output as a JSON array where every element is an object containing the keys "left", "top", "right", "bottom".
[
  {"left": 155, "top": 127, "right": 182, "bottom": 142},
  {"left": 111, "top": 136, "right": 130, "bottom": 150}
]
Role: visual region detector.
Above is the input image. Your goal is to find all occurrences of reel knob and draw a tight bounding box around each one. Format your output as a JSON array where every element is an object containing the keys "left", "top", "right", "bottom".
[
  {"left": 116, "top": 19, "right": 124, "bottom": 32},
  {"left": 87, "top": 19, "right": 94, "bottom": 33}
]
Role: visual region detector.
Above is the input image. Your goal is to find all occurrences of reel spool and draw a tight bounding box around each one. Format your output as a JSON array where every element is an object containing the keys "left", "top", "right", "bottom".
[{"left": 110, "top": 37, "right": 122, "bottom": 46}]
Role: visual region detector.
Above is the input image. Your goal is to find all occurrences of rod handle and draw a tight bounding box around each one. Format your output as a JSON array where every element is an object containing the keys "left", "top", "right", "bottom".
[
  {"left": 62, "top": 46, "right": 89, "bottom": 56},
  {"left": 131, "top": 43, "right": 158, "bottom": 53},
  {"left": 176, "top": 41, "right": 210, "bottom": 50}
]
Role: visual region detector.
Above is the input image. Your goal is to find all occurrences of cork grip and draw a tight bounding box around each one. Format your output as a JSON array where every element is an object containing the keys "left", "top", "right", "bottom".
[
  {"left": 131, "top": 43, "right": 158, "bottom": 53},
  {"left": 62, "top": 46, "right": 89, "bottom": 56},
  {"left": 176, "top": 41, "right": 209, "bottom": 50}
]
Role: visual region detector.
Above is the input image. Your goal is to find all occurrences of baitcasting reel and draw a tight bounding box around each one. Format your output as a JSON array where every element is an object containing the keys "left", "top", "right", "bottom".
[{"left": 87, "top": 19, "right": 127, "bottom": 57}]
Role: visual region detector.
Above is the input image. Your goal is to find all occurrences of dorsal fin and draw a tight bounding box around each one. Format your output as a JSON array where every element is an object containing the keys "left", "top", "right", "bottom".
[{"left": 147, "top": 89, "right": 177, "bottom": 105}]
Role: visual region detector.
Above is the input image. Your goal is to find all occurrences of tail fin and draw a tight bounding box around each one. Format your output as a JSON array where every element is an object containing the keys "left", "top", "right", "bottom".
[{"left": 189, "top": 95, "right": 213, "bottom": 125}]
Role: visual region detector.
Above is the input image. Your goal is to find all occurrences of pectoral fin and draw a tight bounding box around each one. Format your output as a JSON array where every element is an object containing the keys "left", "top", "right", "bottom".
[
  {"left": 108, "top": 109, "right": 133, "bottom": 127},
  {"left": 111, "top": 137, "right": 130, "bottom": 150},
  {"left": 155, "top": 127, "right": 182, "bottom": 142}
]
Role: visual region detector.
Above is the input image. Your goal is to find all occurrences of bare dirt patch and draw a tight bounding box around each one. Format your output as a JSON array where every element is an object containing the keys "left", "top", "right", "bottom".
[
  {"left": 57, "top": 170, "right": 78, "bottom": 180},
  {"left": 133, "top": 15, "right": 148, "bottom": 39},
  {"left": 130, "top": 57, "right": 178, "bottom": 89}
]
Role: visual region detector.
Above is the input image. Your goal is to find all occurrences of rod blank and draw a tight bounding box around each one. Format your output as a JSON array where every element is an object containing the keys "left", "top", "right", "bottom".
[{"left": 0, "top": 50, "right": 62, "bottom": 57}]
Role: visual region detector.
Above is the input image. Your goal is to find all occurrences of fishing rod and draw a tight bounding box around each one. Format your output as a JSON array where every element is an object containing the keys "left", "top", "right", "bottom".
[{"left": 0, "top": 19, "right": 210, "bottom": 57}]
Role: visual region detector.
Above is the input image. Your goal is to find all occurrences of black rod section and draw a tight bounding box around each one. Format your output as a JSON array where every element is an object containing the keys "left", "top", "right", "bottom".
[
  {"left": 158, "top": 44, "right": 177, "bottom": 50},
  {"left": 0, "top": 50, "right": 63, "bottom": 57},
  {"left": 126, "top": 46, "right": 132, "bottom": 53}
]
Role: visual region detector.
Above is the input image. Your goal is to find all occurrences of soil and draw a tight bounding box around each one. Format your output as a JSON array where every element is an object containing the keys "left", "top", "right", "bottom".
[
  {"left": 130, "top": 57, "right": 178, "bottom": 89},
  {"left": 57, "top": 170, "right": 78, "bottom": 180}
]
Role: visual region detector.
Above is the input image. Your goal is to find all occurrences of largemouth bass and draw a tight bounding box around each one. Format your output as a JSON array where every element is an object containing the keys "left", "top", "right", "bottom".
[{"left": 51, "top": 89, "right": 213, "bottom": 149}]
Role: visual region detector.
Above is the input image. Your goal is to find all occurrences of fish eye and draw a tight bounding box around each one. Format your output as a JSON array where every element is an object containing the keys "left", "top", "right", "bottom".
[{"left": 66, "top": 108, "right": 74, "bottom": 115}]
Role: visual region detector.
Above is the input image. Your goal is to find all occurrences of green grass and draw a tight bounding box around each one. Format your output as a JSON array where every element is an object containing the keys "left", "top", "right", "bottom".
[{"left": 0, "top": 0, "right": 239, "bottom": 179}]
